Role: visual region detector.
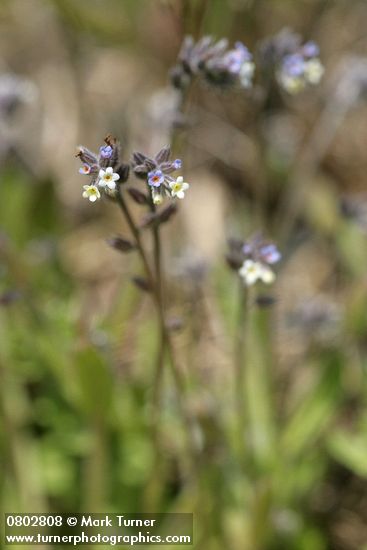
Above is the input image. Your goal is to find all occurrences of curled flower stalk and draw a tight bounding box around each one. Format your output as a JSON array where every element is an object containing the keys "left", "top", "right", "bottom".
[{"left": 170, "top": 35, "right": 255, "bottom": 91}]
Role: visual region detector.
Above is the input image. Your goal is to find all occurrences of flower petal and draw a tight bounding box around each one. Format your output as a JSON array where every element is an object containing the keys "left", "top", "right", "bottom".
[{"left": 260, "top": 266, "right": 275, "bottom": 284}]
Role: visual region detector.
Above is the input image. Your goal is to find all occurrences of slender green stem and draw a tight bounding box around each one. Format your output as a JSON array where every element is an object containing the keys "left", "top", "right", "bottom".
[
  {"left": 150, "top": 73, "right": 197, "bottom": 433},
  {"left": 234, "top": 280, "right": 250, "bottom": 462},
  {"left": 116, "top": 188, "right": 164, "bottom": 431},
  {"left": 151, "top": 331, "right": 165, "bottom": 428},
  {"left": 115, "top": 189, "right": 155, "bottom": 286},
  {"left": 146, "top": 190, "right": 166, "bottom": 430},
  {"left": 115, "top": 187, "right": 198, "bottom": 462}
]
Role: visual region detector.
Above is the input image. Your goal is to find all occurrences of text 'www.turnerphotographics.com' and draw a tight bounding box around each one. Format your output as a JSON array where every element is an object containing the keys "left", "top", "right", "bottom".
[{"left": 5, "top": 513, "right": 193, "bottom": 546}]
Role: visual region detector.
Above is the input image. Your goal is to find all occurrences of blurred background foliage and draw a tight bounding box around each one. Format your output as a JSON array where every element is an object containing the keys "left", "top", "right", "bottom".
[{"left": 1, "top": 0, "right": 367, "bottom": 549}]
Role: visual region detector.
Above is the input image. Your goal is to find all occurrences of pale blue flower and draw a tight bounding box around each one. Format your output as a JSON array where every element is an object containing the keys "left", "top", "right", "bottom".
[
  {"left": 148, "top": 169, "right": 165, "bottom": 187},
  {"left": 79, "top": 164, "right": 91, "bottom": 175},
  {"left": 259, "top": 244, "right": 282, "bottom": 264},
  {"left": 99, "top": 145, "right": 113, "bottom": 159}
]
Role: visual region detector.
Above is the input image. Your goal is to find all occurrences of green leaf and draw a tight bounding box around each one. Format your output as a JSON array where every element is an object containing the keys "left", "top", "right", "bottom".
[
  {"left": 74, "top": 348, "right": 114, "bottom": 419},
  {"left": 327, "top": 431, "right": 367, "bottom": 477},
  {"left": 336, "top": 221, "right": 367, "bottom": 277},
  {"left": 281, "top": 353, "right": 343, "bottom": 458}
]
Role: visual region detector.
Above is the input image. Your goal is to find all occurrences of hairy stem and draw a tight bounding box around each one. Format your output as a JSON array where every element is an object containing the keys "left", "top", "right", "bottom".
[
  {"left": 115, "top": 189, "right": 154, "bottom": 286},
  {"left": 115, "top": 187, "right": 198, "bottom": 462},
  {"left": 146, "top": 192, "right": 166, "bottom": 428}
]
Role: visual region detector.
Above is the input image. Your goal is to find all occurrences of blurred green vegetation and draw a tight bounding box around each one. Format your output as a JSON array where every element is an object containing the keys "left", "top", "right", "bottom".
[{"left": 1, "top": 1, "right": 367, "bottom": 549}]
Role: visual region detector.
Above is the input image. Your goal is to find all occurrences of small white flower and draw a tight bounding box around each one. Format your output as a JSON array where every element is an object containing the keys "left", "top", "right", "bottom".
[
  {"left": 152, "top": 189, "right": 164, "bottom": 205},
  {"left": 260, "top": 264, "right": 276, "bottom": 284},
  {"left": 169, "top": 176, "right": 190, "bottom": 199},
  {"left": 82, "top": 184, "right": 101, "bottom": 203},
  {"left": 98, "top": 167, "right": 120, "bottom": 190},
  {"left": 278, "top": 73, "right": 305, "bottom": 94},
  {"left": 304, "top": 58, "right": 324, "bottom": 85},
  {"left": 239, "top": 61, "right": 255, "bottom": 88},
  {"left": 239, "top": 260, "right": 275, "bottom": 286}
]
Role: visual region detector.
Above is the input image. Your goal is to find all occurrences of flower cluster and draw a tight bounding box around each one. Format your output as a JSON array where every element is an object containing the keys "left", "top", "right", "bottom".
[
  {"left": 259, "top": 29, "right": 324, "bottom": 94},
  {"left": 277, "top": 41, "right": 324, "bottom": 94},
  {"left": 239, "top": 260, "right": 275, "bottom": 286},
  {"left": 170, "top": 35, "right": 255, "bottom": 90},
  {"left": 76, "top": 136, "right": 129, "bottom": 202},
  {"left": 227, "top": 234, "right": 281, "bottom": 286},
  {"left": 132, "top": 146, "right": 190, "bottom": 205}
]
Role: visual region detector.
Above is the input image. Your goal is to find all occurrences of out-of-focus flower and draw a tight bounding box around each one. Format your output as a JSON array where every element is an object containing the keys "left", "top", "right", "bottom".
[
  {"left": 239, "top": 259, "right": 275, "bottom": 286},
  {"left": 224, "top": 42, "right": 251, "bottom": 73},
  {"left": 205, "top": 41, "right": 255, "bottom": 89},
  {"left": 170, "top": 35, "right": 255, "bottom": 90},
  {"left": 279, "top": 54, "right": 306, "bottom": 94},
  {"left": 302, "top": 41, "right": 320, "bottom": 58},
  {"left": 239, "top": 60, "right": 255, "bottom": 88},
  {"left": 258, "top": 244, "right": 282, "bottom": 264},
  {"left": 227, "top": 233, "right": 280, "bottom": 286},
  {"left": 169, "top": 177, "right": 190, "bottom": 199},
  {"left": 303, "top": 58, "right": 324, "bottom": 84},
  {"left": 277, "top": 44, "right": 323, "bottom": 94},
  {"left": 98, "top": 167, "right": 120, "bottom": 190},
  {"left": 259, "top": 28, "right": 302, "bottom": 67},
  {"left": 242, "top": 233, "right": 282, "bottom": 265},
  {"left": 82, "top": 184, "right": 101, "bottom": 202},
  {"left": 259, "top": 29, "right": 323, "bottom": 94}
]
